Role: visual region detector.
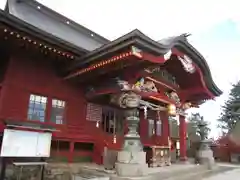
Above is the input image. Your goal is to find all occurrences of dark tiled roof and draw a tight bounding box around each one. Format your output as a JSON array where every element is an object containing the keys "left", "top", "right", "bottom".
[{"left": 6, "top": 0, "right": 109, "bottom": 51}]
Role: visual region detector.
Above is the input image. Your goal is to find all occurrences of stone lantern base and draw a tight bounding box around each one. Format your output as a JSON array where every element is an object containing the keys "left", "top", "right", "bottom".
[
  {"left": 115, "top": 151, "right": 148, "bottom": 177},
  {"left": 197, "top": 140, "right": 216, "bottom": 170}
]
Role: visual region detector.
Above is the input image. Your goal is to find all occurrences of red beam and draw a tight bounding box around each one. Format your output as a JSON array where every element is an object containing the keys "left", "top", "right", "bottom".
[
  {"left": 86, "top": 88, "right": 119, "bottom": 98},
  {"left": 179, "top": 87, "right": 206, "bottom": 100},
  {"left": 141, "top": 52, "right": 166, "bottom": 64},
  {"left": 172, "top": 48, "right": 184, "bottom": 56},
  {"left": 195, "top": 66, "right": 215, "bottom": 99}
]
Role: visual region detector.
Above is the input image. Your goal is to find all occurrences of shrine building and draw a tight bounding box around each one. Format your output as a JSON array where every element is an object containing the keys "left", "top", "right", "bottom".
[{"left": 0, "top": 0, "right": 222, "bottom": 165}]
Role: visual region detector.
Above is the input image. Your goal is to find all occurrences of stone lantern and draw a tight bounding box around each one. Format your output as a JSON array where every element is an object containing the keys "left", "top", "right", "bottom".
[
  {"left": 196, "top": 116, "right": 215, "bottom": 169},
  {"left": 110, "top": 91, "right": 148, "bottom": 178}
]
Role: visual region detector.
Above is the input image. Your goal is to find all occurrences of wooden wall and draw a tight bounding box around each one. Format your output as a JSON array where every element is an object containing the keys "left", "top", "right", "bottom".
[{"left": 0, "top": 52, "right": 171, "bottom": 163}]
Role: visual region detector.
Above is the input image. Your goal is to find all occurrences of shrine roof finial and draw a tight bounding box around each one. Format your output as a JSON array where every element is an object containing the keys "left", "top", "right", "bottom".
[{"left": 183, "top": 33, "right": 191, "bottom": 38}]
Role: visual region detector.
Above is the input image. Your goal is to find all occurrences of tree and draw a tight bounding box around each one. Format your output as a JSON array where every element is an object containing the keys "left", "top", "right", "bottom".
[
  {"left": 187, "top": 113, "right": 210, "bottom": 141},
  {"left": 218, "top": 81, "right": 240, "bottom": 133}
]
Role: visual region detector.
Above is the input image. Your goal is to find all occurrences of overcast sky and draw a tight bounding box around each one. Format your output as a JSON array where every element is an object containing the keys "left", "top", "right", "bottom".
[{"left": 1, "top": 0, "right": 240, "bottom": 138}]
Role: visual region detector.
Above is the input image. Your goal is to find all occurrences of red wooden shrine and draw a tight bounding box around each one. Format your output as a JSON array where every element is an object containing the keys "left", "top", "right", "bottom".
[{"left": 0, "top": 0, "right": 222, "bottom": 164}]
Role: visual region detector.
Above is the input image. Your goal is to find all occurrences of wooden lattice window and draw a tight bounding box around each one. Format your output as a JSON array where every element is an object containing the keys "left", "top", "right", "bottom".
[
  {"left": 86, "top": 103, "right": 124, "bottom": 134},
  {"left": 51, "top": 99, "right": 66, "bottom": 124},
  {"left": 86, "top": 103, "right": 102, "bottom": 122},
  {"left": 28, "top": 94, "right": 47, "bottom": 122},
  {"left": 101, "top": 107, "right": 123, "bottom": 135}
]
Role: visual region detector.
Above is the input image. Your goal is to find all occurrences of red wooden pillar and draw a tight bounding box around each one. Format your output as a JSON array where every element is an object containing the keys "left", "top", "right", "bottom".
[
  {"left": 179, "top": 115, "right": 187, "bottom": 161},
  {"left": 160, "top": 111, "right": 169, "bottom": 145},
  {"left": 69, "top": 141, "right": 74, "bottom": 163}
]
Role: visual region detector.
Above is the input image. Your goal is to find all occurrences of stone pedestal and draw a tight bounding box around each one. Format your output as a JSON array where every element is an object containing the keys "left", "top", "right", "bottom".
[
  {"left": 115, "top": 151, "right": 148, "bottom": 177},
  {"left": 198, "top": 140, "right": 216, "bottom": 170}
]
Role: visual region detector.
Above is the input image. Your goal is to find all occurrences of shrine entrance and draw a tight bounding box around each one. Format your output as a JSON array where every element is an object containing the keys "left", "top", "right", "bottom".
[{"left": 75, "top": 40, "right": 222, "bottom": 168}]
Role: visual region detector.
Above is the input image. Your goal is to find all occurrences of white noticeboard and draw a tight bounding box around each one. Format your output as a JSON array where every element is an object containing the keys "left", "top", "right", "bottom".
[{"left": 0, "top": 129, "right": 52, "bottom": 157}]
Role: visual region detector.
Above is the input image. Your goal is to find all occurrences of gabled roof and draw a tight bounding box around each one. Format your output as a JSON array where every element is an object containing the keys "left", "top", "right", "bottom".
[
  {"left": 69, "top": 29, "right": 222, "bottom": 97},
  {"left": 5, "top": 0, "right": 110, "bottom": 51}
]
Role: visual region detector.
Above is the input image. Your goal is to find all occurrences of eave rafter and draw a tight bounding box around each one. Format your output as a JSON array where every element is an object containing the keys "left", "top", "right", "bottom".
[
  {"left": 65, "top": 46, "right": 171, "bottom": 80},
  {"left": 64, "top": 50, "right": 135, "bottom": 80},
  {"left": 0, "top": 26, "right": 76, "bottom": 60}
]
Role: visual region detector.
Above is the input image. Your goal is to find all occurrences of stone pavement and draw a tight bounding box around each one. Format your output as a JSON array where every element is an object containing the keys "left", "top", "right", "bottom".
[
  {"left": 44, "top": 162, "right": 240, "bottom": 180},
  {"left": 203, "top": 163, "right": 240, "bottom": 180}
]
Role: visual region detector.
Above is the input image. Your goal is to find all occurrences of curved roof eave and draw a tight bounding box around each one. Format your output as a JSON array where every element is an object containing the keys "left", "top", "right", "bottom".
[
  {"left": 143, "top": 33, "right": 223, "bottom": 97},
  {"left": 172, "top": 37, "right": 223, "bottom": 97},
  {"left": 69, "top": 29, "right": 223, "bottom": 96}
]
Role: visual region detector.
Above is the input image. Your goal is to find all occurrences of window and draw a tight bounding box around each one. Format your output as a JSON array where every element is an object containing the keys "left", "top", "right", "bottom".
[
  {"left": 101, "top": 107, "right": 123, "bottom": 135},
  {"left": 28, "top": 94, "right": 47, "bottom": 122},
  {"left": 51, "top": 99, "right": 65, "bottom": 124}
]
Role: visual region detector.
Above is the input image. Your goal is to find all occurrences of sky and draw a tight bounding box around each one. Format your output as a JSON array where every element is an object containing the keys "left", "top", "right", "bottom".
[{"left": 1, "top": 0, "right": 240, "bottom": 138}]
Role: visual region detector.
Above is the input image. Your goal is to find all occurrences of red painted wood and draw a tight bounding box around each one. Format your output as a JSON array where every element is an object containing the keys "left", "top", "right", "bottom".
[
  {"left": 161, "top": 111, "right": 169, "bottom": 146},
  {"left": 0, "top": 47, "right": 213, "bottom": 164},
  {"left": 0, "top": 54, "right": 87, "bottom": 127},
  {"left": 0, "top": 53, "right": 94, "bottom": 162},
  {"left": 179, "top": 115, "right": 187, "bottom": 161},
  {"left": 141, "top": 52, "right": 166, "bottom": 64},
  {"left": 69, "top": 141, "right": 74, "bottom": 163}
]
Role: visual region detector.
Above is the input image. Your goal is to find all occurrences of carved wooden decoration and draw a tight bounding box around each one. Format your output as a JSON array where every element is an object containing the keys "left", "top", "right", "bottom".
[
  {"left": 144, "top": 66, "right": 179, "bottom": 87},
  {"left": 178, "top": 55, "right": 196, "bottom": 74}
]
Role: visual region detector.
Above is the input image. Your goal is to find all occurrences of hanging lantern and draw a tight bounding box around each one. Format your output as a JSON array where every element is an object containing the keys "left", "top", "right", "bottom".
[
  {"left": 113, "top": 135, "right": 117, "bottom": 144},
  {"left": 160, "top": 150, "right": 164, "bottom": 157},
  {"left": 152, "top": 128, "right": 155, "bottom": 135},
  {"left": 176, "top": 140, "right": 180, "bottom": 150},
  {"left": 96, "top": 121, "right": 99, "bottom": 128},
  {"left": 167, "top": 104, "right": 176, "bottom": 116},
  {"left": 168, "top": 137, "right": 172, "bottom": 148}
]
